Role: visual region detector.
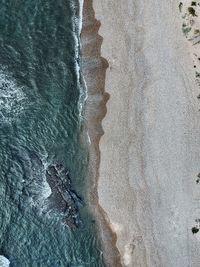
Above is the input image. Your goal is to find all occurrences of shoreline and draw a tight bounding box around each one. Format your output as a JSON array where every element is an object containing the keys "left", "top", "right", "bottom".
[{"left": 80, "top": 0, "right": 122, "bottom": 266}]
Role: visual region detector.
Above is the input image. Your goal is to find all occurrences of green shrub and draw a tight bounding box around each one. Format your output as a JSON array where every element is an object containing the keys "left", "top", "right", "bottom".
[{"left": 188, "top": 7, "right": 197, "bottom": 16}]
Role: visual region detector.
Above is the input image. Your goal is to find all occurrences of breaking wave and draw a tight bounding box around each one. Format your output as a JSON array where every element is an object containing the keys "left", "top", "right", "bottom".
[
  {"left": 0, "top": 68, "right": 26, "bottom": 122},
  {"left": 0, "top": 256, "right": 10, "bottom": 267}
]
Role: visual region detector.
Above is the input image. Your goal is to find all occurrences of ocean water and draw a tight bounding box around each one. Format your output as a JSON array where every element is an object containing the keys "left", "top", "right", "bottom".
[{"left": 0, "top": 0, "right": 105, "bottom": 266}]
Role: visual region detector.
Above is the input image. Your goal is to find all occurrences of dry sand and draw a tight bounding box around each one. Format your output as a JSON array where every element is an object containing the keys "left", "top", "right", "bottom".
[{"left": 87, "top": 0, "right": 200, "bottom": 266}]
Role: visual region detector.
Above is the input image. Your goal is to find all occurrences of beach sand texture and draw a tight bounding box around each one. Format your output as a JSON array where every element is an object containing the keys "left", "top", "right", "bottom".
[{"left": 91, "top": 0, "right": 200, "bottom": 266}]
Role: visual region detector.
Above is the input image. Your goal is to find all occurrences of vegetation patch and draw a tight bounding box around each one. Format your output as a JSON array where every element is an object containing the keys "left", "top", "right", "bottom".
[
  {"left": 179, "top": 2, "right": 183, "bottom": 12},
  {"left": 179, "top": 2, "right": 200, "bottom": 91},
  {"left": 196, "top": 71, "right": 200, "bottom": 77},
  {"left": 194, "top": 29, "right": 200, "bottom": 34},
  {"left": 182, "top": 26, "right": 192, "bottom": 34},
  {"left": 188, "top": 7, "right": 197, "bottom": 16},
  {"left": 192, "top": 226, "right": 199, "bottom": 234}
]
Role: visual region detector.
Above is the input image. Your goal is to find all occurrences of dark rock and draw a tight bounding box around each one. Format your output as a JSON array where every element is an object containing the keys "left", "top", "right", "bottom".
[{"left": 46, "top": 164, "right": 82, "bottom": 229}]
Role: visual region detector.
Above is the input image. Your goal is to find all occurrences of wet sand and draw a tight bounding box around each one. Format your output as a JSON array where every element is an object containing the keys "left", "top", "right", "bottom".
[
  {"left": 81, "top": 1, "right": 121, "bottom": 266},
  {"left": 82, "top": 0, "right": 200, "bottom": 266}
]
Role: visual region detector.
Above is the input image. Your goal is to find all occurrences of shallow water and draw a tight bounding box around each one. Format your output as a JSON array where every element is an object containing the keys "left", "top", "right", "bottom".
[{"left": 0, "top": 0, "right": 105, "bottom": 266}]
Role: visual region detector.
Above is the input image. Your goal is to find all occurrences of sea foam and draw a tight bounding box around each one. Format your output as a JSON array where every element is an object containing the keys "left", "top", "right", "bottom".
[
  {"left": 0, "top": 68, "right": 26, "bottom": 122},
  {"left": 0, "top": 256, "right": 10, "bottom": 267}
]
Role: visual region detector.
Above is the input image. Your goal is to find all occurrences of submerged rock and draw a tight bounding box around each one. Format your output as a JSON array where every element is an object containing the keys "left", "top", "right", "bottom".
[
  {"left": 46, "top": 164, "right": 83, "bottom": 229},
  {"left": 18, "top": 150, "right": 83, "bottom": 229}
]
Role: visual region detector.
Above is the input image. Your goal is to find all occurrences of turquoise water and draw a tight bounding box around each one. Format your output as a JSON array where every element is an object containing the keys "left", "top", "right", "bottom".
[{"left": 0, "top": 0, "right": 105, "bottom": 266}]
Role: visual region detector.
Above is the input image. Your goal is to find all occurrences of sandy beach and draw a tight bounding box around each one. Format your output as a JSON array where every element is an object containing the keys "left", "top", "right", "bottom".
[{"left": 82, "top": 0, "right": 200, "bottom": 266}]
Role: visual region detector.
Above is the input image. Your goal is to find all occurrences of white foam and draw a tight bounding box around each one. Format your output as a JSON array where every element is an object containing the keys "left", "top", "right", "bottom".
[
  {"left": 0, "top": 256, "right": 10, "bottom": 267},
  {"left": 42, "top": 158, "right": 52, "bottom": 199},
  {"left": 42, "top": 179, "right": 52, "bottom": 199},
  {"left": 77, "top": 0, "right": 88, "bottom": 121},
  {"left": 86, "top": 131, "right": 91, "bottom": 145},
  {"left": 0, "top": 68, "right": 26, "bottom": 121},
  {"left": 70, "top": 1, "right": 82, "bottom": 118},
  {"left": 78, "top": 0, "right": 84, "bottom": 35}
]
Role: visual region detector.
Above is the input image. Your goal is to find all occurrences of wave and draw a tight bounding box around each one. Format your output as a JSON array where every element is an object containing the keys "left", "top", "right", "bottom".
[
  {"left": 71, "top": 0, "right": 87, "bottom": 122},
  {"left": 16, "top": 149, "right": 52, "bottom": 211},
  {"left": 0, "top": 68, "right": 26, "bottom": 122}
]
